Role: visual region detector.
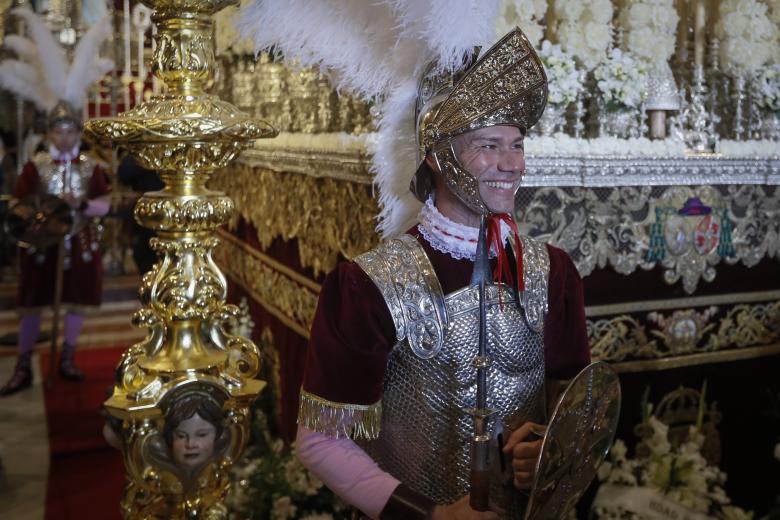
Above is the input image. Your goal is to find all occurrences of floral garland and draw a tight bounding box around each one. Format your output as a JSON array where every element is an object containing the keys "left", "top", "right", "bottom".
[
  {"left": 538, "top": 40, "right": 583, "bottom": 106},
  {"left": 495, "top": 0, "right": 548, "bottom": 49},
  {"left": 592, "top": 389, "right": 753, "bottom": 520},
  {"left": 714, "top": 0, "right": 778, "bottom": 74},
  {"left": 552, "top": 0, "right": 613, "bottom": 70},
  {"left": 618, "top": 0, "right": 678, "bottom": 66},
  {"left": 594, "top": 48, "right": 648, "bottom": 111}
]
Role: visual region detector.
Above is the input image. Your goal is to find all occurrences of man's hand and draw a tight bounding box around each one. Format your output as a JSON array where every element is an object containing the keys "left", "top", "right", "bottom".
[
  {"left": 432, "top": 495, "right": 499, "bottom": 520},
  {"left": 502, "top": 421, "right": 544, "bottom": 490}
]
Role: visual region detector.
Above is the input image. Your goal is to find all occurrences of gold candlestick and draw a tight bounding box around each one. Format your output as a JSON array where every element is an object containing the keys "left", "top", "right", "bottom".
[{"left": 85, "top": 0, "right": 275, "bottom": 517}]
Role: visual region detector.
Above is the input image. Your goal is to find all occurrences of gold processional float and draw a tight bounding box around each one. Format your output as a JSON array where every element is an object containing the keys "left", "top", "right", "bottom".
[{"left": 85, "top": 0, "right": 276, "bottom": 517}]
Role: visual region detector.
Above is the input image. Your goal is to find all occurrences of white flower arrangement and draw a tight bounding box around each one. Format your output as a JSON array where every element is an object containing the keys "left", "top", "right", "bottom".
[
  {"left": 594, "top": 48, "right": 648, "bottom": 111},
  {"left": 618, "top": 0, "right": 679, "bottom": 66},
  {"left": 715, "top": 0, "right": 778, "bottom": 74},
  {"left": 228, "top": 413, "right": 348, "bottom": 519},
  {"left": 525, "top": 134, "right": 687, "bottom": 157},
  {"left": 755, "top": 64, "right": 780, "bottom": 112},
  {"left": 538, "top": 40, "right": 583, "bottom": 107},
  {"left": 495, "top": 0, "right": 548, "bottom": 49},
  {"left": 592, "top": 393, "right": 753, "bottom": 520},
  {"left": 552, "top": 0, "right": 613, "bottom": 70}
]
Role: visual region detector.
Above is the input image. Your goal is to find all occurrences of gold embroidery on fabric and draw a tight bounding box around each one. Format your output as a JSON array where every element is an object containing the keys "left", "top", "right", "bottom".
[
  {"left": 216, "top": 229, "right": 320, "bottom": 338},
  {"left": 209, "top": 163, "right": 378, "bottom": 276},
  {"left": 297, "top": 389, "right": 382, "bottom": 440}
]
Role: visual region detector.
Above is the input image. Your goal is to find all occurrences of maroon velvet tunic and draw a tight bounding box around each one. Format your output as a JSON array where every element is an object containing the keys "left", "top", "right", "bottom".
[
  {"left": 15, "top": 156, "right": 109, "bottom": 311},
  {"left": 303, "top": 226, "right": 591, "bottom": 407}
]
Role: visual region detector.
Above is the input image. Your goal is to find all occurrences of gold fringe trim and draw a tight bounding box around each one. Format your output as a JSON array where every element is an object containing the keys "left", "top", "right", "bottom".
[{"left": 297, "top": 389, "right": 382, "bottom": 440}]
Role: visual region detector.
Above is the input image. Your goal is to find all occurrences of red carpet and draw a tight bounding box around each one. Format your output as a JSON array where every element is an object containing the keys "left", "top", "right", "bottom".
[{"left": 40, "top": 346, "right": 127, "bottom": 520}]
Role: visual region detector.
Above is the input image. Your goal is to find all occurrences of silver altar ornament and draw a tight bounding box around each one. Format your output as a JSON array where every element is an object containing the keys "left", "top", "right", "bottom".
[
  {"left": 680, "top": 65, "right": 718, "bottom": 152},
  {"left": 645, "top": 62, "right": 680, "bottom": 139},
  {"left": 733, "top": 73, "right": 747, "bottom": 140}
]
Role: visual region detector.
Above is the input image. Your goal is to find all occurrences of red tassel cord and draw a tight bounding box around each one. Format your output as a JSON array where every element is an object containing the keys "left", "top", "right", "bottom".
[{"left": 485, "top": 213, "right": 524, "bottom": 306}]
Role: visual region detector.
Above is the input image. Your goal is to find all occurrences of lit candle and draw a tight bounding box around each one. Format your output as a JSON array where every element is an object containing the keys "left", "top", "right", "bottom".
[
  {"left": 694, "top": 0, "right": 705, "bottom": 68},
  {"left": 138, "top": 32, "right": 145, "bottom": 79},
  {"left": 676, "top": 0, "right": 688, "bottom": 60},
  {"left": 123, "top": 0, "right": 131, "bottom": 109}
]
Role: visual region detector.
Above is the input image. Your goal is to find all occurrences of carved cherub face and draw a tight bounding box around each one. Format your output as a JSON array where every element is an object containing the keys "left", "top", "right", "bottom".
[{"left": 171, "top": 412, "right": 217, "bottom": 470}]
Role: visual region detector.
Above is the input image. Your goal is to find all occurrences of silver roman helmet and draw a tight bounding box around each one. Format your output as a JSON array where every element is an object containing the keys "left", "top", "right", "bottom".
[{"left": 410, "top": 28, "right": 549, "bottom": 215}]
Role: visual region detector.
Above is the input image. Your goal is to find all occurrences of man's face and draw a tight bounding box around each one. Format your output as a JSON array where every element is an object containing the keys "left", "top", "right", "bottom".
[
  {"left": 452, "top": 125, "right": 525, "bottom": 214},
  {"left": 171, "top": 413, "right": 217, "bottom": 470},
  {"left": 48, "top": 124, "right": 81, "bottom": 153}
]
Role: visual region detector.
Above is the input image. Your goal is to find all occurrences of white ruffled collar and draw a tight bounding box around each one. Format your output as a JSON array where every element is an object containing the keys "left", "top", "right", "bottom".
[{"left": 417, "top": 197, "right": 511, "bottom": 261}]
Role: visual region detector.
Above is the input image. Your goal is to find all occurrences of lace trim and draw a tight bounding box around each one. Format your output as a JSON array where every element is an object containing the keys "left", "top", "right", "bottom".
[
  {"left": 417, "top": 197, "right": 510, "bottom": 261},
  {"left": 297, "top": 389, "right": 382, "bottom": 440}
]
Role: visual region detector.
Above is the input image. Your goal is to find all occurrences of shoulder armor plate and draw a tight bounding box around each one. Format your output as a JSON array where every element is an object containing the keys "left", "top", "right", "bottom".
[
  {"left": 354, "top": 235, "right": 447, "bottom": 359},
  {"left": 517, "top": 235, "right": 550, "bottom": 333}
]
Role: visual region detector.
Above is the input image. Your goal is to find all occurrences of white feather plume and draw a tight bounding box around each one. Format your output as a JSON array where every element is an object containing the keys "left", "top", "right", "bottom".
[
  {"left": 0, "top": 8, "right": 112, "bottom": 115},
  {"left": 0, "top": 61, "right": 57, "bottom": 109},
  {"left": 11, "top": 7, "right": 67, "bottom": 97},
  {"left": 4, "top": 35, "right": 39, "bottom": 62},
  {"left": 239, "top": 0, "right": 500, "bottom": 238},
  {"left": 64, "top": 15, "right": 113, "bottom": 108},
  {"left": 371, "top": 80, "right": 422, "bottom": 236}
]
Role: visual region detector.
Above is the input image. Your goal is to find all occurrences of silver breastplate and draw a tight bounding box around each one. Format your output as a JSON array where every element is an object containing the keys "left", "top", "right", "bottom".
[
  {"left": 33, "top": 152, "right": 94, "bottom": 199},
  {"left": 355, "top": 234, "right": 550, "bottom": 506}
]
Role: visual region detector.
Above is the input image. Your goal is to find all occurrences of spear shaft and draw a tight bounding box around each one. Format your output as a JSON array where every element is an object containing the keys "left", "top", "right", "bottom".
[{"left": 470, "top": 215, "right": 493, "bottom": 511}]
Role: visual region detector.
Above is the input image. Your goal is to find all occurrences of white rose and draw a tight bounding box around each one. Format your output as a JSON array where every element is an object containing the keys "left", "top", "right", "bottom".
[
  {"left": 590, "top": 0, "right": 614, "bottom": 21},
  {"left": 628, "top": 4, "right": 652, "bottom": 26},
  {"left": 611, "top": 439, "right": 628, "bottom": 459},
  {"left": 271, "top": 496, "right": 297, "bottom": 520},
  {"left": 753, "top": 17, "right": 776, "bottom": 41},
  {"left": 555, "top": 0, "right": 583, "bottom": 20},
  {"left": 628, "top": 27, "right": 657, "bottom": 62},
  {"left": 721, "top": 12, "right": 747, "bottom": 37},
  {"left": 525, "top": 22, "right": 545, "bottom": 48},
  {"left": 587, "top": 21, "right": 611, "bottom": 49},
  {"left": 653, "top": 5, "right": 678, "bottom": 29},
  {"left": 531, "top": 0, "right": 548, "bottom": 18}
]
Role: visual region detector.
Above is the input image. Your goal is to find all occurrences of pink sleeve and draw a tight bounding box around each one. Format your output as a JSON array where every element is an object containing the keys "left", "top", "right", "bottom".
[
  {"left": 83, "top": 198, "right": 110, "bottom": 217},
  {"left": 296, "top": 425, "right": 400, "bottom": 519}
]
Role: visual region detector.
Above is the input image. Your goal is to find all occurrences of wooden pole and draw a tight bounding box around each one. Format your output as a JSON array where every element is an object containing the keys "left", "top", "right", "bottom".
[{"left": 46, "top": 238, "right": 66, "bottom": 389}]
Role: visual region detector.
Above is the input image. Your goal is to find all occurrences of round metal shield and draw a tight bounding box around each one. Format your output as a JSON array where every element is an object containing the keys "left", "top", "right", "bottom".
[
  {"left": 523, "top": 361, "right": 621, "bottom": 519},
  {"left": 6, "top": 194, "right": 73, "bottom": 249}
]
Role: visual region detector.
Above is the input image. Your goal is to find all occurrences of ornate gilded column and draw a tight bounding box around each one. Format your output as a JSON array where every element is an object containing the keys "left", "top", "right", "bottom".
[{"left": 85, "top": 1, "right": 275, "bottom": 517}]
